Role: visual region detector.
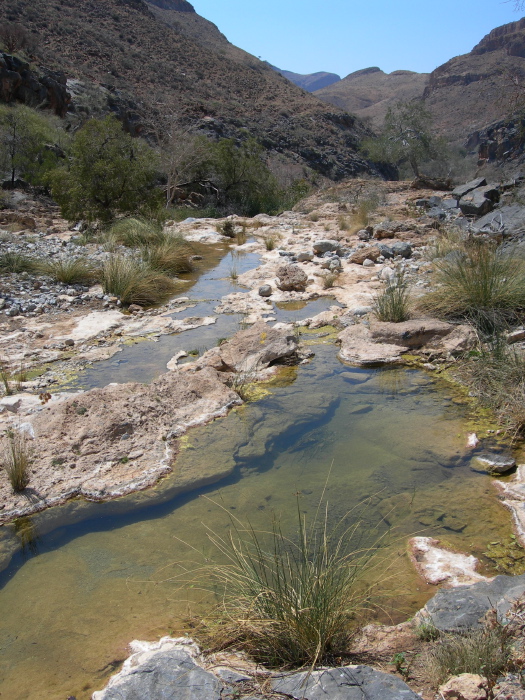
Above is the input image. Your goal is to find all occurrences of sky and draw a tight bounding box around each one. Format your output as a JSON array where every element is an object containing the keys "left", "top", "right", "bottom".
[{"left": 191, "top": 0, "right": 522, "bottom": 78}]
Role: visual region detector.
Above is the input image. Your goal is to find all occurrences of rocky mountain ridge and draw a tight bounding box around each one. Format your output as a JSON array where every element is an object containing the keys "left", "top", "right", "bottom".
[{"left": 269, "top": 65, "right": 341, "bottom": 92}]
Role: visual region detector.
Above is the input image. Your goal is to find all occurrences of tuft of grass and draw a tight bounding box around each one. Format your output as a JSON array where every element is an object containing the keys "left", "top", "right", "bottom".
[
  {"left": 307, "top": 211, "right": 320, "bottom": 222},
  {"left": 422, "top": 625, "right": 511, "bottom": 688},
  {"left": 0, "top": 252, "right": 38, "bottom": 274},
  {"left": 101, "top": 255, "right": 178, "bottom": 306},
  {"left": 323, "top": 272, "right": 339, "bottom": 289},
  {"left": 338, "top": 215, "right": 350, "bottom": 231},
  {"left": 420, "top": 239, "right": 525, "bottom": 333},
  {"left": 141, "top": 236, "right": 195, "bottom": 275},
  {"left": 1, "top": 428, "right": 32, "bottom": 493},
  {"left": 263, "top": 235, "right": 277, "bottom": 251},
  {"left": 0, "top": 360, "right": 12, "bottom": 395},
  {"left": 236, "top": 226, "right": 247, "bottom": 246},
  {"left": 107, "top": 218, "right": 165, "bottom": 248},
  {"left": 37, "top": 257, "right": 98, "bottom": 285},
  {"left": 196, "top": 495, "right": 393, "bottom": 668},
  {"left": 373, "top": 274, "right": 410, "bottom": 322},
  {"left": 351, "top": 195, "right": 380, "bottom": 230},
  {"left": 218, "top": 220, "right": 236, "bottom": 238}
]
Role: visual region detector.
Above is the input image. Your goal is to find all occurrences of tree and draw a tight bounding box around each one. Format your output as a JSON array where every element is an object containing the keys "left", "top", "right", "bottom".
[
  {"left": 49, "top": 116, "right": 161, "bottom": 223},
  {"left": 361, "top": 100, "right": 442, "bottom": 178},
  {"left": 0, "top": 23, "right": 36, "bottom": 54},
  {"left": 0, "top": 104, "right": 63, "bottom": 186}
]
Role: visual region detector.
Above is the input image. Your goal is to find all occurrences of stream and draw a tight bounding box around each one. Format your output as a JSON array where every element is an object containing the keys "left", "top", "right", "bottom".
[{"left": 0, "top": 242, "right": 515, "bottom": 699}]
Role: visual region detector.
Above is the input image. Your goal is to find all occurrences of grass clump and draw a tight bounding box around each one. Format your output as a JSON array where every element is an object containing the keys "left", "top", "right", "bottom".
[
  {"left": 422, "top": 625, "right": 511, "bottom": 688},
  {"left": 0, "top": 252, "right": 37, "bottom": 274},
  {"left": 197, "top": 496, "right": 391, "bottom": 668},
  {"left": 106, "top": 218, "right": 165, "bottom": 248},
  {"left": 1, "top": 428, "right": 32, "bottom": 492},
  {"left": 37, "top": 257, "right": 98, "bottom": 285},
  {"left": 217, "top": 220, "right": 236, "bottom": 238},
  {"left": 323, "top": 272, "right": 339, "bottom": 289},
  {"left": 101, "top": 255, "right": 178, "bottom": 306},
  {"left": 263, "top": 235, "right": 277, "bottom": 251},
  {"left": 373, "top": 274, "right": 410, "bottom": 322},
  {"left": 420, "top": 239, "right": 525, "bottom": 332},
  {"left": 141, "top": 236, "right": 195, "bottom": 275},
  {"left": 0, "top": 360, "right": 12, "bottom": 395}
]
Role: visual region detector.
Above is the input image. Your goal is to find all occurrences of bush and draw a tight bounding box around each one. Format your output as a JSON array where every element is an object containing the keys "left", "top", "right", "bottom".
[
  {"left": 38, "top": 257, "right": 98, "bottom": 284},
  {"left": 420, "top": 239, "right": 525, "bottom": 332},
  {"left": 141, "top": 237, "right": 195, "bottom": 275},
  {"left": 217, "top": 220, "right": 235, "bottom": 238},
  {"left": 1, "top": 429, "right": 32, "bottom": 492},
  {"left": 49, "top": 116, "right": 161, "bottom": 224},
  {"left": 198, "top": 497, "right": 391, "bottom": 667},
  {"left": 373, "top": 274, "right": 411, "bottom": 322},
  {"left": 0, "top": 252, "right": 37, "bottom": 274},
  {"left": 323, "top": 272, "right": 339, "bottom": 289},
  {"left": 423, "top": 625, "right": 511, "bottom": 687},
  {"left": 101, "top": 255, "right": 178, "bottom": 306}
]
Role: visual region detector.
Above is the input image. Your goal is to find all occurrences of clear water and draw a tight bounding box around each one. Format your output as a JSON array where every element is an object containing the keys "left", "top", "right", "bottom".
[{"left": 0, "top": 345, "right": 513, "bottom": 700}]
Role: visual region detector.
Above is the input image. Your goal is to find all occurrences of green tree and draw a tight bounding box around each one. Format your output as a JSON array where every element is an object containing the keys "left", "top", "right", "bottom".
[
  {"left": 362, "top": 100, "right": 442, "bottom": 178},
  {"left": 0, "top": 104, "right": 63, "bottom": 186},
  {"left": 49, "top": 116, "right": 160, "bottom": 223}
]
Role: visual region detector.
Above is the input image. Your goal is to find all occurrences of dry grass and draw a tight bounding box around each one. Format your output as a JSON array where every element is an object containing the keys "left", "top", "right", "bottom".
[
  {"left": 263, "top": 235, "right": 277, "bottom": 251},
  {"left": 107, "top": 218, "right": 165, "bottom": 248},
  {"left": 0, "top": 252, "right": 38, "bottom": 274},
  {"left": 101, "top": 255, "right": 178, "bottom": 306},
  {"left": 323, "top": 272, "right": 339, "bottom": 289},
  {"left": 217, "top": 220, "right": 236, "bottom": 238},
  {"left": 37, "top": 257, "right": 99, "bottom": 285},
  {"left": 141, "top": 236, "right": 195, "bottom": 275},
  {"left": 1, "top": 428, "right": 32, "bottom": 492},
  {"left": 373, "top": 274, "right": 411, "bottom": 323}
]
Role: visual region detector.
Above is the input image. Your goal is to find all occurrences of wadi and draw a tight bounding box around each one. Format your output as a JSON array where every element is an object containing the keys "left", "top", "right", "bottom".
[{"left": 2, "top": 2, "right": 525, "bottom": 699}]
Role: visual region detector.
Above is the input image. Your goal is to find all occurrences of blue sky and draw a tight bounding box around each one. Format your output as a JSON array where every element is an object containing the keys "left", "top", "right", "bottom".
[{"left": 191, "top": 0, "right": 521, "bottom": 77}]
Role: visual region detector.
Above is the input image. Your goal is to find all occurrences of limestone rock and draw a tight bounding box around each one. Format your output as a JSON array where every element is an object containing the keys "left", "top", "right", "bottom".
[
  {"left": 369, "top": 319, "right": 458, "bottom": 349},
  {"left": 258, "top": 285, "right": 272, "bottom": 297},
  {"left": 439, "top": 674, "right": 486, "bottom": 700},
  {"left": 215, "top": 321, "right": 298, "bottom": 372},
  {"left": 410, "top": 537, "right": 489, "bottom": 587},
  {"left": 271, "top": 665, "right": 421, "bottom": 700},
  {"left": 276, "top": 264, "right": 308, "bottom": 291},
  {"left": 338, "top": 324, "right": 405, "bottom": 367},
  {"left": 471, "top": 453, "right": 516, "bottom": 474},
  {"left": 313, "top": 239, "right": 339, "bottom": 255}
]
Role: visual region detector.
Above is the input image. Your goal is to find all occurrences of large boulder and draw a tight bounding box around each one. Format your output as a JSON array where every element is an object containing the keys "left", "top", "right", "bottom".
[
  {"left": 372, "top": 221, "right": 405, "bottom": 240},
  {"left": 338, "top": 324, "right": 406, "bottom": 367},
  {"left": 369, "top": 319, "right": 464, "bottom": 349},
  {"left": 349, "top": 247, "right": 381, "bottom": 264},
  {"left": 276, "top": 264, "right": 308, "bottom": 291},
  {"left": 459, "top": 185, "right": 499, "bottom": 216},
  {"left": 473, "top": 204, "right": 525, "bottom": 236},
  {"left": 452, "top": 177, "right": 487, "bottom": 200},
  {"left": 215, "top": 321, "right": 298, "bottom": 372},
  {"left": 271, "top": 666, "right": 421, "bottom": 700},
  {"left": 313, "top": 239, "right": 339, "bottom": 255}
]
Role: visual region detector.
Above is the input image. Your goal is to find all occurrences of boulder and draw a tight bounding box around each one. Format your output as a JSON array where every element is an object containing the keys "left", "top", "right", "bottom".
[
  {"left": 349, "top": 247, "right": 380, "bottom": 264},
  {"left": 459, "top": 189, "right": 495, "bottom": 216},
  {"left": 471, "top": 453, "right": 516, "bottom": 474},
  {"left": 276, "top": 264, "right": 308, "bottom": 291},
  {"left": 357, "top": 228, "right": 372, "bottom": 241},
  {"left": 271, "top": 666, "right": 421, "bottom": 700},
  {"left": 258, "top": 285, "right": 272, "bottom": 297},
  {"left": 297, "top": 252, "right": 314, "bottom": 262},
  {"left": 439, "top": 674, "right": 487, "bottom": 700},
  {"left": 313, "top": 240, "right": 339, "bottom": 255},
  {"left": 372, "top": 221, "right": 403, "bottom": 240},
  {"left": 369, "top": 319, "right": 460, "bottom": 349},
  {"left": 216, "top": 321, "right": 298, "bottom": 372},
  {"left": 421, "top": 573, "right": 525, "bottom": 632},
  {"left": 338, "top": 324, "right": 405, "bottom": 367},
  {"left": 391, "top": 241, "right": 412, "bottom": 258},
  {"left": 473, "top": 204, "right": 525, "bottom": 236},
  {"left": 377, "top": 243, "right": 394, "bottom": 259},
  {"left": 452, "top": 178, "right": 487, "bottom": 200}
]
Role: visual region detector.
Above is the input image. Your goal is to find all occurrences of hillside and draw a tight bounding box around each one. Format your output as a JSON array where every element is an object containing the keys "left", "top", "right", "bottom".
[
  {"left": 315, "top": 67, "right": 429, "bottom": 129},
  {"left": 0, "top": 0, "right": 379, "bottom": 181},
  {"left": 270, "top": 65, "right": 341, "bottom": 92},
  {"left": 424, "top": 18, "right": 525, "bottom": 145}
]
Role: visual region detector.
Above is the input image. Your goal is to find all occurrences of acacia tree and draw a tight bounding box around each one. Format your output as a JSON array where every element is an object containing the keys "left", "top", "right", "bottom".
[
  {"left": 49, "top": 115, "right": 161, "bottom": 223},
  {"left": 361, "top": 100, "right": 442, "bottom": 178}
]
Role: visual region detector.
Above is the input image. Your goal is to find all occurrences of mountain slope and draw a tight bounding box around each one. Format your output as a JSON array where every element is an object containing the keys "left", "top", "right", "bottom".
[
  {"left": 315, "top": 67, "right": 428, "bottom": 128},
  {"left": 270, "top": 65, "right": 341, "bottom": 92},
  {"left": 0, "top": 0, "right": 379, "bottom": 180}
]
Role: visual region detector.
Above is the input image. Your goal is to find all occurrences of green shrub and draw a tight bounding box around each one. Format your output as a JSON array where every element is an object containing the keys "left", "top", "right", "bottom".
[
  {"left": 141, "top": 237, "right": 195, "bottom": 275},
  {"left": 1, "top": 429, "right": 32, "bottom": 492},
  {"left": 420, "top": 240, "right": 525, "bottom": 332},
  {"left": 101, "top": 255, "right": 178, "bottom": 306},
  {"left": 107, "top": 218, "right": 165, "bottom": 248},
  {"left": 218, "top": 220, "right": 236, "bottom": 238},
  {"left": 0, "top": 252, "right": 37, "bottom": 273},
  {"left": 263, "top": 235, "right": 277, "bottom": 251},
  {"left": 38, "top": 257, "right": 98, "bottom": 285},
  {"left": 373, "top": 274, "right": 410, "bottom": 322},
  {"left": 198, "top": 497, "right": 391, "bottom": 667}
]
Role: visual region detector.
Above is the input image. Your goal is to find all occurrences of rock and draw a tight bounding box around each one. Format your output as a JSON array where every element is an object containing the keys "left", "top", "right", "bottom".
[
  {"left": 380, "top": 267, "right": 395, "bottom": 282},
  {"left": 471, "top": 453, "right": 516, "bottom": 474},
  {"left": 421, "top": 573, "right": 525, "bottom": 632},
  {"left": 410, "top": 537, "right": 489, "bottom": 587},
  {"left": 313, "top": 240, "right": 339, "bottom": 255},
  {"left": 338, "top": 324, "right": 405, "bottom": 367},
  {"left": 473, "top": 204, "right": 525, "bottom": 235},
  {"left": 427, "top": 206, "right": 446, "bottom": 219},
  {"left": 459, "top": 190, "right": 494, "bottom": 216},
  {"left": 377, "top": 243, "right": 394, "bottom": 259},
  {"left": 357, "top": 229, "right": 371, "bottom": 241},
  {"left": 349, "top": 247, "right": 380, "bottom": 264},
  {"left": 92, "top": 638, "right": 221, "bottom": 700},
  {"left": 297, "top": 252, "right": 314, "bottom": 262},
  {"left": 64, "top": 338, "right": 75, "bottom": 347},
  {"left": 128, "top": 304, "right": 143, "bottom": 314},
  {"left": 452, "top": 178, "right": 487, "bottom": 200},
  {"left": 369, "top": 319, "right": 459, "bottom": 349},
  {"left": 507, "top": 328, "right": 525, "bottom": 344},
  {"left": 439, "top": 674, "right": 487, "bottom": 700},
  {"left": 276, "top": 264, "right": 308, "bottom": 292},
  {"left": 214, "top": 321, "right": 298, "bottom": 373},
  {"left": 271, "top": 665, "right": 421, "bottom": 700},
  {"left": 166, "top": 351, "right": 188, "bottom": 370},
  {"left": 258, "top": 285, "right": 272, "bottom": 297},
  {"left": 362, "top": 258, "right": 375, "bottom": 267},
  {"left": 372, "top": 221, "right": 403, "bottom": 240},
  {"left": 391, "top": 241, "right": 412, "bottom": 258}
]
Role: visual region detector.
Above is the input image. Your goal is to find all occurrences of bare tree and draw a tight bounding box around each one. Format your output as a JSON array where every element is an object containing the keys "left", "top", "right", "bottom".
[{"left": 0, "top": 23, "right": 36, "bottom": 54}]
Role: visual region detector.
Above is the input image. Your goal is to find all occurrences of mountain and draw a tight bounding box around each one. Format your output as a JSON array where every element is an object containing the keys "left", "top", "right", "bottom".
[
  {"left": 270, "top": 65, "right": 341, "bottom": 92},
  {"left": 314, "top": 67, "right": 428, "bottom": 128},
  {"left": 0, "top": 0, "right": 379, "bottom": 181},
  {"left": 424, "top": 18, "right": 525, "bottom": 145}
]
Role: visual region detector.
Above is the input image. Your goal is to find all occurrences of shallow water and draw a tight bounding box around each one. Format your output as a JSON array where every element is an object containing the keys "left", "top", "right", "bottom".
[{"left": 0, "top": 344, "right": 513, "bottom": 700}]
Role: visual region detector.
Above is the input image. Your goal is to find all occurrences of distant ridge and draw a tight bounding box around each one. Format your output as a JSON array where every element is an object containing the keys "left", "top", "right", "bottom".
[
  {"left": 269, "top": 65, "right": 341, "bottom": 92},
  {"left": 147, "top": 0, "right": 195, "bottom": 11}
]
